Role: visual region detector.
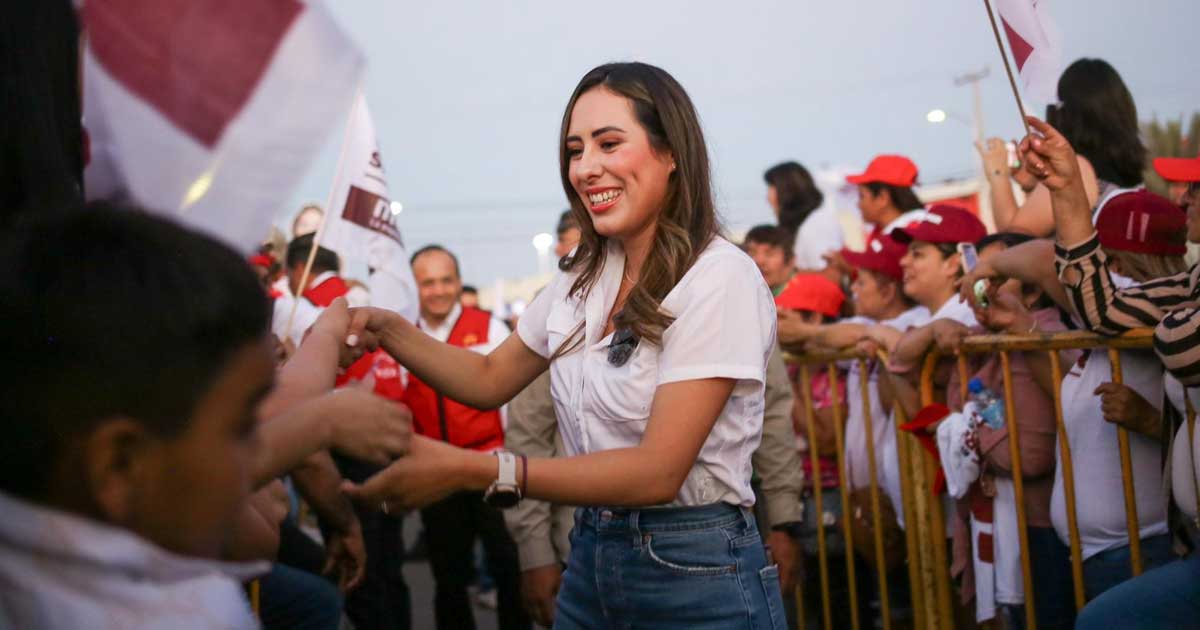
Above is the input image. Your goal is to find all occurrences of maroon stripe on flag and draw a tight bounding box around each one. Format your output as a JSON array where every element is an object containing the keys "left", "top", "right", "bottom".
[
  {"left": 343, "top": 186, "right": 404, "bottom": 246},
  {"left": 1000, "top": 16, "right": 1034, "bottom": 72},
  {"left": 84, "top": 0, "right": 303, "bottom": 148}
]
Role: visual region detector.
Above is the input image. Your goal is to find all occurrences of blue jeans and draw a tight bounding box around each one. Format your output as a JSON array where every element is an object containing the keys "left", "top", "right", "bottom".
[
  {"left": 554, "top": 503, "right": 786, "bottom": 629},
  {"left": 996, "top": 527, "right": 1076, "bottom": 630},
  {"left": 1082, "top": 534, "right": 1175, "bottom": 600},
  {"left": 258, "top": 563, "right": 343, "bottom": 630},
  {"left": 1076, "top": 551, "right": 1200, "bottom": 629}
]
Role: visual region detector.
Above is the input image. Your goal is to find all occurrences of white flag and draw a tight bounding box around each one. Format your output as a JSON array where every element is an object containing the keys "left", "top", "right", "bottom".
[
  {"left": 320, "top": 95, "right": 419, "bottom": 323},
  {"left": 81, "top": 0, "right": 364, "bottom": 252},
  {"left": 993, "top": 0, "right": 1064, "bottom": 103}
]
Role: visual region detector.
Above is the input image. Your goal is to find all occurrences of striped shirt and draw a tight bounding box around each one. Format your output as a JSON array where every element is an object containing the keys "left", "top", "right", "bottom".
[{"left": 1055, "top": 233, "right": 1200, "bottom": 386}]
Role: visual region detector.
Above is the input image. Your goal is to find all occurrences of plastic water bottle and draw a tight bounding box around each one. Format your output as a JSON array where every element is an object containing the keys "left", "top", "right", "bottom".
[{"left": 967, "top": 377, "right": 1005, "bottom": 429}]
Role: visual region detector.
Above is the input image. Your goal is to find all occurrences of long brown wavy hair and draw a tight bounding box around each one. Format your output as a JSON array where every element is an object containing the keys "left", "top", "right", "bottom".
[{"left": 553, "top": 62, "right": 719, "bottom": 357}]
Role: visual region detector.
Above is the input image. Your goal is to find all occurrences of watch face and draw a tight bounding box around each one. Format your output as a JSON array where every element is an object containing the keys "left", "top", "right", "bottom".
[{"left": 486, "top": 488, "right": 520, "bottom": 509}]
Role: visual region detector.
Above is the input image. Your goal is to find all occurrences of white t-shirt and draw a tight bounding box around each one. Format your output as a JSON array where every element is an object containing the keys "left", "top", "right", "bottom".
[
  {"left": 843, "top": 307, "right": 930, "bottom": 490},
  {"left": 0, "top": 492, "right": 264, "bottom": 630},
  {"left": 1051, "top": 349, "right": 1168, "bottom": 559},
  {"left": 517, "top": 237, "right": 776, "bottom": 507},
  {"left": 880, "top": 296, "right": 975, "bottom": 530},
  {"left": 1163, "top": 376, "right": 1200, "bottom": 522},
  {"left": 792, "top": 200, "right": 845, "bottom": 270}
]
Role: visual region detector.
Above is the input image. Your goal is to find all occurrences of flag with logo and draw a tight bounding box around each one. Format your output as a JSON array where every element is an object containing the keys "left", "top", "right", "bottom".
[
  {"left": 80, "top": 0, "right": 364, "bottom": 251},
  {"left": 320, "top": 94, "right": 419, "bottom": 322},
  {"left": 992, "top": 0, "right": 1063, "bottom": 103}
]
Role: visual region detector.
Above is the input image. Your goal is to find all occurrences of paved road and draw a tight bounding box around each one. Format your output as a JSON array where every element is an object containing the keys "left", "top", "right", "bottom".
[{"left": 401, "top": 513, "right": 500, "bottom": 630}]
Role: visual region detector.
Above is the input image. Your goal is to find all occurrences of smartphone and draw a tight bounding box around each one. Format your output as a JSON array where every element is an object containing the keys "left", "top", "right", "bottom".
[
  {"left": 957, "top": 242, "right": 979, "bottom": 274},
  {"left": 1005, "top": 141, "right": 1020, "bottom": 169}
]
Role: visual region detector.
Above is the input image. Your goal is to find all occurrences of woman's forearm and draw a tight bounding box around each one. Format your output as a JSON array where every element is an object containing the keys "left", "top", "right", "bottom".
[
  {"left": 463, "top": 378, "right": 733, "bottom": 506},
  {"left": 989, "top": 172, "right": 1021, "bottom": 231},
  {"left": 892, "top": 325, "right": 936, "bottom": 369},
  {"left": 808, "top": 323, "right": 871, "bottom": 350},
  {"left": 1050, "top": 171, "right": 1098, "bottom": 247},
  {"left": 992, "top": 239, "right": 1071, "bottom": 310},
  {"left": 376, "top": 313, "right": 546, "bottom": 409}
]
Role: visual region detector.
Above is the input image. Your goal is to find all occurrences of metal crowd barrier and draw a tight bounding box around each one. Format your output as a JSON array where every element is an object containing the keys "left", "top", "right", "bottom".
[
  {"left": 785, "top": 347, "right": 894, "bottom": 630},
  {"left": 785, "top": 328, "right": 1160, "bottom": 630}
]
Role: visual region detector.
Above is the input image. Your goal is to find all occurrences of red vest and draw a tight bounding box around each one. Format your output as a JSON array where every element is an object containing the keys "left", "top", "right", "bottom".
[
  {"left": 402, "top": 307, "right": 504, "bottom": 451},
  {"left": 303, "top": 276, "right": 405, "bottom": 403}
]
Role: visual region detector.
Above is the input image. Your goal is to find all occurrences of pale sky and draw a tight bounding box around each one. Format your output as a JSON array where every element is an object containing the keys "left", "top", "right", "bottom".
[{"left": 289, "top": 0, "right": 1200, "bottom": 288}]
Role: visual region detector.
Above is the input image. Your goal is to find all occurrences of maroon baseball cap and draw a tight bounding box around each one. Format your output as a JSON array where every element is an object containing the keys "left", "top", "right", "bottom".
[
  {"left": 846, "top": 155, "right": 919, "bottom": 187},
  {"left": 841, "top": 233, "right": 906, "bottom": 282},
  {"left": 891, "top": 204, "right": 987, "bottom": 246},
  {"left": 1095, "top": 189, "right": 1187, "bottom": 256}
]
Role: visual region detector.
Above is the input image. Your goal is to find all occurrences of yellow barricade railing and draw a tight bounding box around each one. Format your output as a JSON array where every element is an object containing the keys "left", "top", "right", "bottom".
[
  {"left": 784, "top": 347, "right": 895, "bottom": 630},
  {"left": 785, "top": 328, "right": 1159, "bottom": 630}
]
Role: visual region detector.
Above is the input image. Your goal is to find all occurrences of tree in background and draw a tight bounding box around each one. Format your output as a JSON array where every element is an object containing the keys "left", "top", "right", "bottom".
[{"left": 1143, "top": 113, "right": 1200, "bottom": 195}]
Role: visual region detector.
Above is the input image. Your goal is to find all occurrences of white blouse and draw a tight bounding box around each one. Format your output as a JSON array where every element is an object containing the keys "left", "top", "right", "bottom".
[{"left": 517, "top": 236, "right": 776, "bottom": 507}]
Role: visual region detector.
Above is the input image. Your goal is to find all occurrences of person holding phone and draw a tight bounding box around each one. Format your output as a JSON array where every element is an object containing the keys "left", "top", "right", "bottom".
[{"left": 338, "top": 62, "right": 786, "bottom": 629}]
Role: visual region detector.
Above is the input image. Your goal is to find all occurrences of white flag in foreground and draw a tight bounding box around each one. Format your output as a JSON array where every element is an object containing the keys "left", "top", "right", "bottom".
[
  {"left": 320, "top": 95, "right": 419, "bottom": 322},
  {"left": 992, "top": 0, "right": 1063, "bottom": 103},
  {"left": 81, "top": 0, "right": 363, "bottom": 252}
]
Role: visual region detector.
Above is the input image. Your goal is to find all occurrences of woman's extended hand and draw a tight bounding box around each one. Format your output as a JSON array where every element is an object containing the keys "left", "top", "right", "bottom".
[
  {"left": 975, "top": 137, "right": 1011, "bottom": 177},
  {"left": 1019, "top": 116, "right": 1081, "bottom": 193},
  {"left": 345, "top": 306, "right": 399, "bottom": 351},
  {"left": 341, "top": 435, "right": 484, "bottom": 511}
]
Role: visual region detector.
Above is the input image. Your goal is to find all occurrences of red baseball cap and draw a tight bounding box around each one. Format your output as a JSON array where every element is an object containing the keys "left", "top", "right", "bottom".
[
  {"left": 1095, "top": 189, "right": 1187, "bottom": 256},
  {"left": 891, "top": 204, "right": 987, "bottom": 246},
  {"left": 846, "top": 155, "right": 919, "bottom": 187},
  {"left": 841, "top": 233, "right": 906, "bottom": 282},
  {"left": 1153, "top": 156, "right": 1200, "bottom": 183},
  {"left": 775, "top": 273, "right": 845, "bottom": 318},
  {"left": 248, "top": 254, "right": 275, "bottom": 269}
]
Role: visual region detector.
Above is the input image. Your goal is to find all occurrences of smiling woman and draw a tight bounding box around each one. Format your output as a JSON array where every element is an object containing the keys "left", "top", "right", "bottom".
[{"left": 340, "top": 62, "right": 784, "bottom": 629}]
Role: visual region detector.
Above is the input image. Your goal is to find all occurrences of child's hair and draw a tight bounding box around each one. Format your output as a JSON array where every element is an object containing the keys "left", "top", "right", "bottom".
[
  {"left": 860, "top": 268, "right": 917, "bottom": 309},
  {"left": 743, "top": 223, "right": 796, "bottom": 259},
  {"left": 0, "top": 203, "right": 272, "bottom": 499},
  {"left": 1104, "top": 248, "right": 1188, "bottom": 284}
]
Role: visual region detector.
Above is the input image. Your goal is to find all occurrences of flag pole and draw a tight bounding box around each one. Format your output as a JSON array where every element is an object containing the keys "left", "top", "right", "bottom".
[
  {"left": 284, "top": 86, "right": 362, "bottom": 337},
  {"left": 982, "top": 0, "right": 1032, "bottom": 136}
]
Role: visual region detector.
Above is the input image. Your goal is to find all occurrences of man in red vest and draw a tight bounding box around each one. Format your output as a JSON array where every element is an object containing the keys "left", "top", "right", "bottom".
[
  {"left": 405, "top": 245, "right": 529, "bottom": 630},
  {"left": 285, "top": 233, "right": 413, "bottom": 630}
]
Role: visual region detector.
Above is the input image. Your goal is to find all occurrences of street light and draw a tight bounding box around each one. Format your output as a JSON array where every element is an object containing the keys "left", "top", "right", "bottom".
[
  {"left": 925, "top": 108, "right": 971, "bottom": 126},
  {"left": 532, "top": 232, "right": 554, "bottom": 275}
]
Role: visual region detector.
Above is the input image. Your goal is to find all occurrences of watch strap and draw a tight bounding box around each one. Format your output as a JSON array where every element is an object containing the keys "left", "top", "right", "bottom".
[{"left": 496, "top": 451, "right": 517, "bottom": 486}]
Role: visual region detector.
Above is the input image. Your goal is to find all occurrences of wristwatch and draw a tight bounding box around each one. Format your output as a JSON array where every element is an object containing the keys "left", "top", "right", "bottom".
[{"left": 484, "top": 451, "right": 522, "bottom": 509}]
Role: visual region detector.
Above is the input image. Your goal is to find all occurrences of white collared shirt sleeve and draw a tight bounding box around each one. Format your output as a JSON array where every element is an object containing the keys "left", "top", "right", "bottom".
[
  {"left": 517, "top": 274, "right": 563, "bottom": 359},
  {"left": 657, "top": 246, "right": 776, "bottom": 388}
]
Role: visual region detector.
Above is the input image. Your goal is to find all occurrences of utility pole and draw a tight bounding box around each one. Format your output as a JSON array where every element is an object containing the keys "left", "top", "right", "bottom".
[{"left": 955, "top": 67, "right": 994, "bottom": 230}]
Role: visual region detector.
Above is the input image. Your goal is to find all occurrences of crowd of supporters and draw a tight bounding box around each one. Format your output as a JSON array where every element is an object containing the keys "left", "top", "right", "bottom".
[{"left": 2, "top": 4, "right": 1198, "bottom": 627}]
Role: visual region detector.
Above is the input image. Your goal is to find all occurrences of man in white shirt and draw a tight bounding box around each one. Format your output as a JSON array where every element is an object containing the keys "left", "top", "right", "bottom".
[{"left": 403, "top": 245, "right": 528, "bottom": 630}]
